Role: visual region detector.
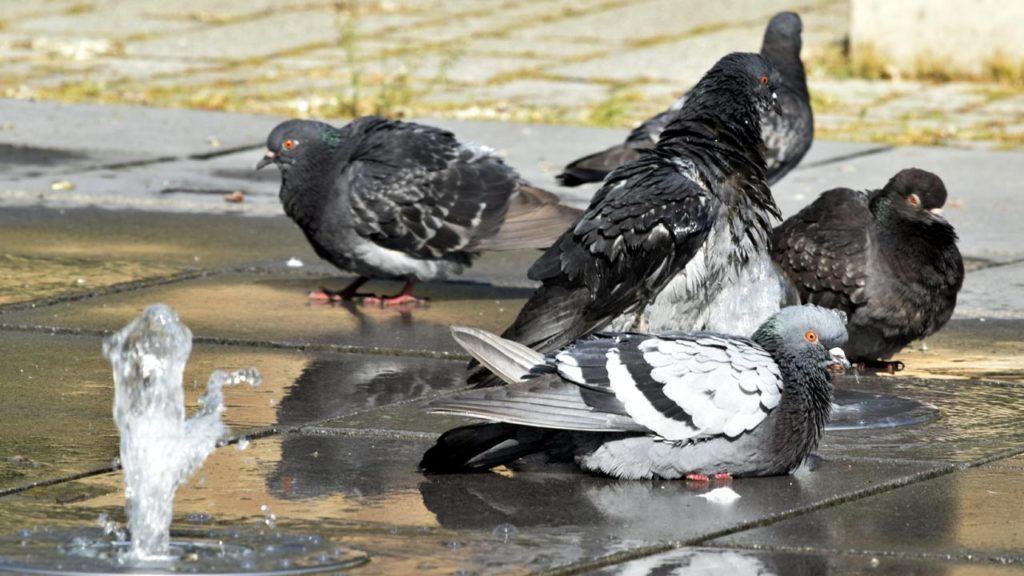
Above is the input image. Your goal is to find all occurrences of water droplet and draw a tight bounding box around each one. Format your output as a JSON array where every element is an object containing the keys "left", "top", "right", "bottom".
[
  {"left": 492, "top": 523, "right": 517, "bottom": 543},
  {"left": 236, "top": 437, "right": 250, "bottom": 451}
]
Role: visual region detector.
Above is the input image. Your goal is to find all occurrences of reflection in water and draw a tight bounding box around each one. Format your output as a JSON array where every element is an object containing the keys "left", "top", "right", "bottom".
[
  {"left": 823, "top": 376, "right": 1024, "bottom": 462},
  {"left": 275, "top": 356, "right": 464, "bottom": 427},
  {"left": 595, "top": 548, "right": 810, "bottom": 576},
  {"left": 267, "top": 356, "right": 464, "bottom": 500}
]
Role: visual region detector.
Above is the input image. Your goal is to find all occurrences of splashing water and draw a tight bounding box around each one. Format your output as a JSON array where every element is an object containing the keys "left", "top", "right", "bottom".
[{"left": 102, "top": 304, "right": 261, "bottom": 563}]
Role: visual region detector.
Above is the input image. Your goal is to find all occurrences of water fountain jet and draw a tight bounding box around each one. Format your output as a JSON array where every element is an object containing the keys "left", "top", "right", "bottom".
[{"left": 0, "top": 304, "right": 368, "bottom": 574}]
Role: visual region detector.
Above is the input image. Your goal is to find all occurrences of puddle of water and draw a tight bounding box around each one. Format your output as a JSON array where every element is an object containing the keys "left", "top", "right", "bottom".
[{"left": 824, "top": 375, "right": 1024, "bottom": 462}]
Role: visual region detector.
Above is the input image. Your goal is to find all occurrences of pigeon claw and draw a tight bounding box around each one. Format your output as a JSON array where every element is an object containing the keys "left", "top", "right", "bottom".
[
  {"left": 363, "top": 293, "right": 427, "bottom": 307},
  {"left": 714, "top": 472, "right": 733, "bottom": 481},
  {"left": 685, "top": 473, "right": 711, "bottom": 483}
]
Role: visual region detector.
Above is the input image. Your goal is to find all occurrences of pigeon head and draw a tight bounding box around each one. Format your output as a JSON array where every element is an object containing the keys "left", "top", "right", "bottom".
[
  {"left": 692, "top": 52, "right": 784, "bottom": 118},
  {"left": 256, "top": 119, "right": 338, "bottom": 173},
  {"left": 752, "top": 304, "right": 849, "bottom": 374},
  {"left": 762, "top": 12, "right": 802, "bottom": 50},
  {"left": 872, "top": 168, "right": 950, "bottom": 225}
]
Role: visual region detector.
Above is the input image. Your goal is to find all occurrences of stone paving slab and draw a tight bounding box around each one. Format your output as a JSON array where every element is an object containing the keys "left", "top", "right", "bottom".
[
  {"left": 0, "top": 99, "right": 273, "bottom": 167},
  {"left": 818, "top": 376, "right": 1024, "bottom": 464},
  {"left": 896, "top": 318, "right": 1024, "bottom": 384},
  {"left": 1, "top": 148, "right": 285, "bottom": 214},
  {"left": 709, "top": 464, "right": 1024, "bottom": 565},
  {"left": 771, "top": 145, "right": 1024, "bottom": 262},
  {"left": 0, "top": 271, "right": 530, "bottom": 355},
  {"left": 0, "top": 207, "right": 314, "bottom": 304},
  {"left": 589, "top": 546, "right": 1024, "bottom": 576},
  {"left": 550, "top": 24, "right": 765, "bottom": 85},
  {"left": 955, "top": 261, "right": 1024, "bottom": 320}
]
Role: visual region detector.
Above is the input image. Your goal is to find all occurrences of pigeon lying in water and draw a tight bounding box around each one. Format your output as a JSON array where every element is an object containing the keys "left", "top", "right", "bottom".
[
  {"left": 476, "top": 52, "right": 785, "bottom": 386},
  {"left": 772, "top": 168, "right": 964, "bottom": 371},
  {"left": 422, "top": 305, "right": 849, "bottom": 480},
  {"left": 557, "top": 11, "right": 813, "bottom": 187},
  {"left": 257, "top": 117, "right": 581, "bottom": 305}
]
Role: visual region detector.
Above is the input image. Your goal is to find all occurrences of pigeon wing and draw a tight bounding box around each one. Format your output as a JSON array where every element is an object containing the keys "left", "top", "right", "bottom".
[
  {"left": 505, "top": 154, "right": 715, "bottom": 354},
  {"left": 772, "top": 188, "right": 871, "bottom": 310},
  {"left": 554, "top": 332, "right": 783, "bottom": 441},
  {"left": 343, "top": 120, "right": 515, "bottom": 259},
  {"left": 426, "top": 374, "right": 644, "bottom": 433}
]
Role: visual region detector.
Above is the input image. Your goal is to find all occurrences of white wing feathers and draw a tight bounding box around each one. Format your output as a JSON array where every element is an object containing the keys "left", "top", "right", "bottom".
[{"left": 556, "top": 334, "right": 782, "bottom": 441}]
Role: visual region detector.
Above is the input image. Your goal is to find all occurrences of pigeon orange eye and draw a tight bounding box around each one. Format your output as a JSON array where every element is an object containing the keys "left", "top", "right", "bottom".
[
  {"left": 760, "top": 75, "right": 769, "bottom": 85},
  {"left": 908, "top": 193, "right": 921, "bottom": 207},
  {"left": 804, "top": 330, "right": 818, "bottom": 343},
  {"left": 283, "top": 139, "right": 298, "bottom": 150}
]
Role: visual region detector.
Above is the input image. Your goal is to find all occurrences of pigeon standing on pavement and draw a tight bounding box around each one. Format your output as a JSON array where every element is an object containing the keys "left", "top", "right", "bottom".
[
  {"left": 557, "top": 11, "right": 813, "bottom": 187},
  {"left": 484, "top": 52, "right": 786, "bottom": 376},
  {"left": 421, "top": 305, "right": 849, "bottom": 479},
  {"left": 257, "top": 117, "right": 581, "bottom": 305},
  {"left": 772, "top": 168, "right": 964, "bottom": 371}
]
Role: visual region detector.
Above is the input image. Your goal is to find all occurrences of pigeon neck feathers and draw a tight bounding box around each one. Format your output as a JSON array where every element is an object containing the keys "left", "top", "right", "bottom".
[{"left": 751, "top": 308, "right": 838, "bottom": 468}]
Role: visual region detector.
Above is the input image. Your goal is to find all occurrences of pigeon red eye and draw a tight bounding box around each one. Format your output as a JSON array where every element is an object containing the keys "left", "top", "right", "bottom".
[
  {"left": 760, "top": 75, "right": 769, "bottom": 85},
  {"left": 283, "top": 139, "right": 297, "bottom": 150},
  {"left": 804, "top": 330, "right": 818, "bottom": 343},
  {"left": 908, "top": 193, "right": 921, "bottom": 207}
]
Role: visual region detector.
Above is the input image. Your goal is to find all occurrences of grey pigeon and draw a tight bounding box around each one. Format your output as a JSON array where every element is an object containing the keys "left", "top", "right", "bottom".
[
  {"left": 772, "top": 168, "right": 964, "bottom": 371},
  {"left": 421, "top": 305, "right": 849, "bottom": 480},
  {"left": 257, "top": 116, "right": 580, "bottom": 304},
  {"left": 474, "top": 52, "right": 786, "bottom": 387},
  {"left": 557, "top": 12, "right": 813, "bottom": 187}
]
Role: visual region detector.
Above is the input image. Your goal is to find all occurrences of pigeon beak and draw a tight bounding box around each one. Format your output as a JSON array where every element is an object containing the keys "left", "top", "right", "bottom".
[
  {"left": 826, "top": 347, "right": 850, "bottom": 374},
  {"left": 929, "top": 207, "right": 944, "bottom": 216},
  {"left": 771, "top": 92, "right": 782, "bottom": 115},
  {"left": 256, "top": 150, "right": 276, "bottom": 170}
]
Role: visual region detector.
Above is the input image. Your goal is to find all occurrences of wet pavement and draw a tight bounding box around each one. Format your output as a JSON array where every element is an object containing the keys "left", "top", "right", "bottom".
[{"left": 1, "top": 101, "right": 1024, "bottom": 574}]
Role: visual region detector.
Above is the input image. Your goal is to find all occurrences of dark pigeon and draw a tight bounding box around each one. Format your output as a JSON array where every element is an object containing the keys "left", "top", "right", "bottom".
[
  {"left": 772, "top": 168, "right": 964, "bottom": 371},
  {"left": 557, "top": 11, "right": 813, "bottom": 187},
  {"left": 257, "top": 116, "right": 581, "bottom": 304},
  {"left": 476, "top": 52, "right": 785, "bottom": 386},
  {"left": 421, "top": 305, "right": 849, "bottom": 479}
]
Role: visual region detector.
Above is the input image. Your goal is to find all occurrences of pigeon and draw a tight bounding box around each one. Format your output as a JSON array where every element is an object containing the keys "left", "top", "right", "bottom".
[
  {"left": 557, "top": 11, "right": 813, "bottom": 187},
  {"left": 772, "top": 169, "right": 964, "bottom": 371},
  {"left": 257, "top": 116, "right": 581, "bottom": 305},
  {"left": 421, "top": 305, "right": 849, "bottom": 480},
  {"left": 477, "top": 52, "right": 785, "bottom": 384}
]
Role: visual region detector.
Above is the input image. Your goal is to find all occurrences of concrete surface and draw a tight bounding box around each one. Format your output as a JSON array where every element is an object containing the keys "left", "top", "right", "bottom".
[
  {"left": 2, "top": 0, "right": 1024, "bottom": 152},
  {"left": 0, "top": 100, "right": 1023, "bottom": 574}
]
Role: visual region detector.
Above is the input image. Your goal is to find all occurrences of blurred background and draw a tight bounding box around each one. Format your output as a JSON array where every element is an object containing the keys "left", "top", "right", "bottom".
[{"left": 3, "top": 0, "right": 1023, "bottom": 150}]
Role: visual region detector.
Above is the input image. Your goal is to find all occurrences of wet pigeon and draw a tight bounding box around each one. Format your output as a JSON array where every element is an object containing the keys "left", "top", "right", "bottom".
[
  {"left": 477, "top": 52, "right": 785, "bottom": 384},
  {"left": 421, "top": 305, "right": 849, "bottom": 479},
  {"left": 257, "top": 116, "right": 581, "bottom": 304},
  {"left": 772, "top": 169, "right": 964, "bottom": 370},
  {"left": 557, "top": 12, "right": 812, "bottom": 187}
]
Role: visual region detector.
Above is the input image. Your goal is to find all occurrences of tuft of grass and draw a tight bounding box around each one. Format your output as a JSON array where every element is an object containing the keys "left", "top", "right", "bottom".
[
  {"left": 982, "top": 50, "right": 1024, "bottom": 85},
  {"left": 332, "top": 1, "right": 463, "bottom": 119},
  {"left": 64, "top": 3, "right": 95, "bottom": 15},
  {"left": 586, "top": 88, "right": 647, "bottom": 128}
]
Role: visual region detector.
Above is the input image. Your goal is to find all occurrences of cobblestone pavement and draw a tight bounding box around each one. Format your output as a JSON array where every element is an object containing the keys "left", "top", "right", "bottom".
[{"left": 3, "top": 0, "right": 1024, "bottom": 150}]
